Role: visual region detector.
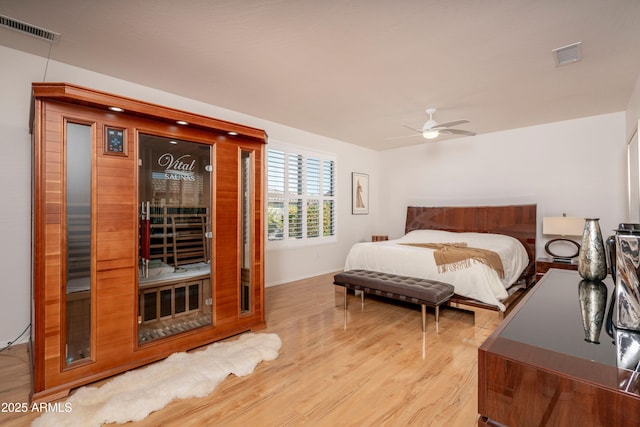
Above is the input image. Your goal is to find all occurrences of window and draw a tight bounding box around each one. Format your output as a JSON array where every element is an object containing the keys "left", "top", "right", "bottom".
[{"left": 267, "top": 145, "right": 336, "bottom": 245}]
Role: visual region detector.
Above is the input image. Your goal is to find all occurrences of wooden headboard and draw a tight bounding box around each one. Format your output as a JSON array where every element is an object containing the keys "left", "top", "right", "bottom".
[{"left": 405, "top": 204, "right": 537, "bottom": 264}]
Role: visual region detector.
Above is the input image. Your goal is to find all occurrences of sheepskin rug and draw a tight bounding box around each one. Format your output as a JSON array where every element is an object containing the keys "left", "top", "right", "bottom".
[{"left": 32, "top": 333, "right": 282, "bottom": 427}]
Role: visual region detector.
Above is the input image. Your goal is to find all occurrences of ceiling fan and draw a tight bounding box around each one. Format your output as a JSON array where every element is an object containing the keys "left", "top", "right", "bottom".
[{"left": 400, "top": 108, "right": 476, "bottom": 140}]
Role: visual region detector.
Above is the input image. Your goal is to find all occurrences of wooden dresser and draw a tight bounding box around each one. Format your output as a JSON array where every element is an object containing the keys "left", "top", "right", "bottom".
[{"left": 478, "top": 269, "right": 640, "bottom": 426}]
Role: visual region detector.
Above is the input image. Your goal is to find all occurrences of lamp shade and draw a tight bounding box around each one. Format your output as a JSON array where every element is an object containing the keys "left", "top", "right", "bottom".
[{"left": 543, "top": 216, "right": 585, "bottom": 237}]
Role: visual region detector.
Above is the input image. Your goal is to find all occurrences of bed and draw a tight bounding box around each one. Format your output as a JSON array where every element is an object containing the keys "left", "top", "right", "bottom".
[{"left": 344, "top": 204, "right": 537, "bottom": 312}]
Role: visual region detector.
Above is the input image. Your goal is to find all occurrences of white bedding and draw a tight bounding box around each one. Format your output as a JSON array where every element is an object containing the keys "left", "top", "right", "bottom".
[{"left": 344, "top": 229, "right": 530, "bottom": 311}]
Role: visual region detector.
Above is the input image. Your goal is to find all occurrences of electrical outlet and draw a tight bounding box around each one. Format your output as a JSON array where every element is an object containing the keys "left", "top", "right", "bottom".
[{"left": 205, "top": 298, "right": 212, "bottom": 305}]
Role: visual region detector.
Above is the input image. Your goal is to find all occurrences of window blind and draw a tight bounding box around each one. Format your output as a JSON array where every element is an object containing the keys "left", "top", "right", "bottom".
[{"left": 267, "top": 147, "right": 336, "bottom": 243}]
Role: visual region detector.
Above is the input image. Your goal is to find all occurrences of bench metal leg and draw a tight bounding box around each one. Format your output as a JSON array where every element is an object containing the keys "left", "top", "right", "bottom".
[
  {"left": 342, "top": 288, "right": 366, "bottom": 330},
  {"left": 342, "top": 287, "right": 351, "bottom": 330},
  {"left": 342, "top": 285, "right": 444, "bottom": 335},
  {"left": 422, "top": 305, "right": 441, "bottom": 333}
]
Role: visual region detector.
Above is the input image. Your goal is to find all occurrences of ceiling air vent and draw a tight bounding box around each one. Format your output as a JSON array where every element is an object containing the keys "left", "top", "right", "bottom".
[
  {"left": 552, "top": 41, "right": 582, "bottom": 66},
  {"left": 0, "top": 14, "right": 59, "bottom": 43}
]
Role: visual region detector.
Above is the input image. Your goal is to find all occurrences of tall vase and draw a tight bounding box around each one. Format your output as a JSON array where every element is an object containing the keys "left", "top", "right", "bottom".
[
  {"left": 578, "top": 218, "right": 607, "bottom": 281},
  {"left": 578, "top": 279, "right": 607, "bottom": 343}
]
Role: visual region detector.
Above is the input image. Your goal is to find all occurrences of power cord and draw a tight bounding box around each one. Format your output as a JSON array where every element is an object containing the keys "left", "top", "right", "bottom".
[{"left": 0, "top": 324, "right": 31, "bottom": 353}]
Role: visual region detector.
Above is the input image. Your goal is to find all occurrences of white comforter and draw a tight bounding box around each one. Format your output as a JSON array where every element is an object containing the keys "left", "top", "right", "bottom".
[{"left": 344, "top": 229, "right": 530, "bottom": 311}]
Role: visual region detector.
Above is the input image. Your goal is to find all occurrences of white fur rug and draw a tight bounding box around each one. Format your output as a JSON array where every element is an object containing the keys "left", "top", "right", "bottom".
[{"left": 32, "top": 333, "right": 282, "bottom": 427}]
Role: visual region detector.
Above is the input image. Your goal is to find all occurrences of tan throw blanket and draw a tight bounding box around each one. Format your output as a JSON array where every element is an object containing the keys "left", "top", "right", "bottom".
[{"left": 401, "top": 242, "right": 505, "bottom": 279}]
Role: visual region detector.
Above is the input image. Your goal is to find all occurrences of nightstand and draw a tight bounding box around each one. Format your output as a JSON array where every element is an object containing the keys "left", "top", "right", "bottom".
[{"left": 535, "top": 257, "right": 578, "bottom": 281}]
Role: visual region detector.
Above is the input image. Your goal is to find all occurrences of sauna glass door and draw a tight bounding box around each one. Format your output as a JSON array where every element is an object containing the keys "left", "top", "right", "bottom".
[
  {"left": 65, "top": 122, "right": 93, "bottom": 364},
  {"left": 240, "top": 150, "right": 252, "bottom": 314},
  {"left": 137, "top": 134, "right": 213, "bottom": 343}
]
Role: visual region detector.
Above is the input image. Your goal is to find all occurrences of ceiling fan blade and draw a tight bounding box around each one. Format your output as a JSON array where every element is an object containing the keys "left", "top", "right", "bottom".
[
  {"left": 384, "top": 134, "right": 422, "bottom": 140},
  {"left": 439, "top": 128, "right": 476, "bottom": 136},
  {"left": 401, "top": 124, "right": 422, "bottom": 133},
  {"left": 433, "top": 119, "right": 469, "bottom": 129}
]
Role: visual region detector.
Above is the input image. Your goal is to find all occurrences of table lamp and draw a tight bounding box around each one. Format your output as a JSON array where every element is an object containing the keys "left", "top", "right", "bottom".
[{"left": 542, "top": 215, "right": 585, "bottom": 263}]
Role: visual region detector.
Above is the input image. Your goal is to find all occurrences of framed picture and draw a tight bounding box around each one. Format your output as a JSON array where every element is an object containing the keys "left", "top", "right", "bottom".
[
  {"left": 104, "top": 126, "right": 127, "bottom": 156},
  {"left": 352, "top": 172, "right": 369, "bottom": 215}
]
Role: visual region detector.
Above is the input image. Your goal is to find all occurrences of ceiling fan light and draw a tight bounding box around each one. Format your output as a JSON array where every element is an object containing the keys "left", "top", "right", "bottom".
[{"left": 423, "top": 130, "right": 439, "bottom": 139}]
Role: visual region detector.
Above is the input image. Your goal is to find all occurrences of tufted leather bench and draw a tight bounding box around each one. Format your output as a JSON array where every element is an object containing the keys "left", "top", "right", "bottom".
[{"left": 333, "top": 269, "right": 455, "bottom": 332}]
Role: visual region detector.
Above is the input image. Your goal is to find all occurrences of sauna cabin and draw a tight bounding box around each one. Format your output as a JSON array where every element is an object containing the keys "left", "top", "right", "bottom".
[{"left": 31, "top": 83, "right": 266, "bottom": 402}]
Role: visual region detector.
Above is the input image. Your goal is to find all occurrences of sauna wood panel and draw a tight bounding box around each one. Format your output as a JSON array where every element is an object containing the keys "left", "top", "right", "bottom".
[{"left": 212, "top": 141, "right": 265, "bottom": 326}]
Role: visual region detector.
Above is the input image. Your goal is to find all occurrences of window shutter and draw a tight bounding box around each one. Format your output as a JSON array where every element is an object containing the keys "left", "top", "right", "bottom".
[
  {"left": 323, "top": 200, "right": 335, "bottom": 236},
  {"left": 288, "top": 154, "right": 303, "bottom": 195},
  {"left": 322, "top": 160, "right": 335, "bottom": 236},
  {"left": 267, "top": 147, "right": 336, "bottom": 243},
  {"left": 267, "top": 150, "right": 285, "bottom": 195},
  {"left": 307, "top": 157, "right": 321, "bottom": 196},
  {"left": 267, "top": 150, "right": 285, "bottom": 241},
  {"left": 307, "top": 199, "right": 320, "bottom": 238},
  {"left": 288, "top": 199, "right": 303, "bottom": 239},
  {"left": 267, "top": 199, "right": 284, "bottom": 240},
  {"left": 323, "top": 160, "right": 334, "bottom": 196}
]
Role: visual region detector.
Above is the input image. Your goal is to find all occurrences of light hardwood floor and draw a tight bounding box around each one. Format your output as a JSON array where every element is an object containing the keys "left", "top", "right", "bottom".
[{"left": 0, "top": 272, "right": 502, "bottom": 426}]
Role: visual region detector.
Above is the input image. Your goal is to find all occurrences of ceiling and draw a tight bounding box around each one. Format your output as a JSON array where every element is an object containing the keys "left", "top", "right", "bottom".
[{"left": 2, "top": 0, "right": 640, "bottom": 150}]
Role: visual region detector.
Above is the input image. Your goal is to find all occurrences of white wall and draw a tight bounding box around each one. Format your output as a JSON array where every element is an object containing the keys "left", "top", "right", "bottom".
[
  {"left": 626, "top": 72, "right": 640, "bottom": 142},
  {"left": 0, "top": 47, "right": 49, "bottom": 348},
  {"left": 626, "top": 72, "right": 640, "bottom": 222},
  {"left": 0, "top": 45, "right": 379, "bottom": 345},
  {"left": 378, "top": 112, "right": 628, "bottom": 257}
]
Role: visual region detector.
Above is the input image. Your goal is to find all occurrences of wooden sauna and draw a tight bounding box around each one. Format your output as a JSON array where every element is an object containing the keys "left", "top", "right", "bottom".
[{"left": 31, "top": 83, "right": 266, "bottom": 402}]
